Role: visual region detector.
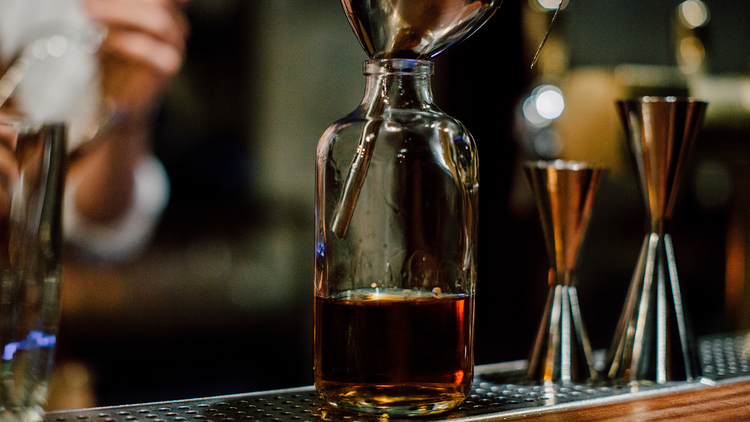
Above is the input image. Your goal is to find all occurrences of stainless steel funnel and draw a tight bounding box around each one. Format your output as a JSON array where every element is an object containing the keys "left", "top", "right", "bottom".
[
  {"left": 341, "top": 0, "right": 501, "bottom": 59},
  {"left": 607, "top": 97, "right": 708, "bottom": 385},
  {"left": 330, "top": 0, "right": 502, "bottom": 239},
  {"left": 524, "top": 160, "right": 606, "bottom": 384}
]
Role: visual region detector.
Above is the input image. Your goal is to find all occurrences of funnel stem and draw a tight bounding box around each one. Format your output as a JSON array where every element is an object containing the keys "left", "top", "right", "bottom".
[{"left": 330, "top": 119, "right": 378, "bottom": 239}]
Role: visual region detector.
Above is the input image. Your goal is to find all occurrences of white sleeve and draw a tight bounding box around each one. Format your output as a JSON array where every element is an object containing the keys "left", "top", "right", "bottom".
[{"left": 63, "top": 155, "right": 170, "bottom": 260}]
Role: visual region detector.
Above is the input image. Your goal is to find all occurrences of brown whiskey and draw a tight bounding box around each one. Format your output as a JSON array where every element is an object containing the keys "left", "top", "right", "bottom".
[{"left": 314, "top": 288, "right": 474, "bottom": 416}]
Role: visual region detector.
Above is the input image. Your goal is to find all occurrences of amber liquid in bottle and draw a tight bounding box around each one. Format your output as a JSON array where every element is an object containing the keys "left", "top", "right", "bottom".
[{"left": 314, "top": 288, "right": 474, "bottom": 415}]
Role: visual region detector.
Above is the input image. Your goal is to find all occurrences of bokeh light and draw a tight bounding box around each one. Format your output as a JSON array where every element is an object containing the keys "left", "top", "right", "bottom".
[
  {"left": 536, "top": 87, "right": 565, "bottom": 119},
  {"left": 536, "top": 0, "right": 564, "bottom": 11},
  {"left": 523, "top": 84, "right": 566, "bottom": 126},
  {"left": 679, "top": 0, "right": 710, "bottom": 28}
]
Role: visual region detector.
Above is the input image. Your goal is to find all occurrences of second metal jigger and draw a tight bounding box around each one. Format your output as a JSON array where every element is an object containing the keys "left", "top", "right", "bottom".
[
  {"left": 525, "top": 160, "right": 606, "bottom": 384},
  {"left": 607, "top": 97, "right": 708, "bottom": 385}
]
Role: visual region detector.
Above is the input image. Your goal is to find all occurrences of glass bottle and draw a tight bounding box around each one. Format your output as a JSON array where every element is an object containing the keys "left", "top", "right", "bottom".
[{"left": 314, "top": 58, "right": 479, "bottom": 416}]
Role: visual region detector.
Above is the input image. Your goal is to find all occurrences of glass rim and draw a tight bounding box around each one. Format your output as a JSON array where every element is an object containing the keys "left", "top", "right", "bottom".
[
  {"left": 363, "top": 58, "right": 433, "bottom": 75},
  {"left": 619, "top": 96, "right": 708, "bottom": 104},
  {"left": 526, "top": 159, "right": 603, "bottom": 171}
]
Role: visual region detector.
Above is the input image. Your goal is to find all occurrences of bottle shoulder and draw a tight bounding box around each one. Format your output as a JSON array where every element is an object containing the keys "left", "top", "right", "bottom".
[{"left": 328, "top": 104, "right": 468, "bottom": 130}]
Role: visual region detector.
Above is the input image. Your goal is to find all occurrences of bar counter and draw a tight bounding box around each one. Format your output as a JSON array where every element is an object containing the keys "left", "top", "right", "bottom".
[
  {"left": 519, "top": 380, "right": 750, "bottom": 421},
  {"left": 45, "top": 332, "right": 750, "bottom": 422}
]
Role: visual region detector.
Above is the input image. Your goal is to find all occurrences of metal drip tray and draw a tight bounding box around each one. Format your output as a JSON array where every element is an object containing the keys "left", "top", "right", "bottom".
[{"left": 46, "top": 333, "right": 750, "bottom": 422}]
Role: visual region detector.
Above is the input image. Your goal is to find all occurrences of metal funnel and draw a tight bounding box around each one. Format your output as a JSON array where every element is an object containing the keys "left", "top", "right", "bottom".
[
  {"left": 524, "top": 160, "right": 606, "bottom": 384},
  {"left": 607, "top": 97, "right": 708, "bottom": 385},
  {"left": 330, "top": 1, "right": 503, "bottom": 239},
  {"left": 340, "top": 0, "right": 502, "bottom": 59}
]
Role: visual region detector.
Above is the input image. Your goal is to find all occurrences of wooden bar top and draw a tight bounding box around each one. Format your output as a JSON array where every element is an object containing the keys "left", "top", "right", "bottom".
[{"left": 512, "top": 380, "right": 750, "bottom": 421}]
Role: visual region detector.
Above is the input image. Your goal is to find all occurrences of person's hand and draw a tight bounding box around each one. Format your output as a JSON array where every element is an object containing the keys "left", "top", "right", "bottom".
[
  {"left": 66, "top": 0, "right": 188, "bottom": 226},
  {"left": 83, "top": 0, "right": 190, "bottom": 120}
]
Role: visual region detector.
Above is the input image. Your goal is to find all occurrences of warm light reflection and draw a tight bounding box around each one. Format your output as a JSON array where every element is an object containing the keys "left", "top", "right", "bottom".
[
  {"left": 453, "top": 369, "right": 464, "bottom": 384},
  {"left": 741, "top": 80, "right": 750, "bottom": 111},
  {"left": 678, "top": 36, "right": 705, "bottom": 74},
  {"left": 725, "top": 213, "right": 745, "bottom": 326},
  {"left": 679, "top": 0, "right": 710, "bottom": 28}
]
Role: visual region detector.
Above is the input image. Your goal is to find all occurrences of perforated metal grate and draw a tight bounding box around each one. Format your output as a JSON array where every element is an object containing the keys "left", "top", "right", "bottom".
[
  {"left": 46, "top": 333, "right": 750, "bottom": 422},
  {"left": 699, "top": 332, "right": 750, "bottom": 381}
]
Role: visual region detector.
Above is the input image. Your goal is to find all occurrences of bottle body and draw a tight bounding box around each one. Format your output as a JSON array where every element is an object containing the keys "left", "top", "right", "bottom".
[{"left": 314, "top": 59, "right": 479, "bottom": 416}]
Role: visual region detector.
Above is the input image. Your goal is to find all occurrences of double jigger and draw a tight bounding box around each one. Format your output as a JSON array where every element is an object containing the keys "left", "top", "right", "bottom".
[
  {"left": 525, "top": 97, "right": 707, "bottom": 386},
  {"left": 525, "top": 160, "right": 604, "bottom": 384}
]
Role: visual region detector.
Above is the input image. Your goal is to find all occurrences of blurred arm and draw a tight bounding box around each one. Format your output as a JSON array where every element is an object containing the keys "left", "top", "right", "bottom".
[{"left": 65, "top": 0, "right": 188, "bottom": 257}]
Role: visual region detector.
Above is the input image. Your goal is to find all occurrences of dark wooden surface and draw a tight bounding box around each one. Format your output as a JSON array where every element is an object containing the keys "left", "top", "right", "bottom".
[{"left": 510, "top": 381, "right": 750, "bottom": 421}]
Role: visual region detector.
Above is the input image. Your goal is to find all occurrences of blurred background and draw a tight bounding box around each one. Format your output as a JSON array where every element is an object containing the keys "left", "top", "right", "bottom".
[{"left": 50, "top": 0, "right": 750, "bottom": 411}]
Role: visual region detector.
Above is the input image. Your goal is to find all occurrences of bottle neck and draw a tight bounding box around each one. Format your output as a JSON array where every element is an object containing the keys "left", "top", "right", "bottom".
[{"left": 361, "top": 59, "right": 434, "bottom": 111}]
